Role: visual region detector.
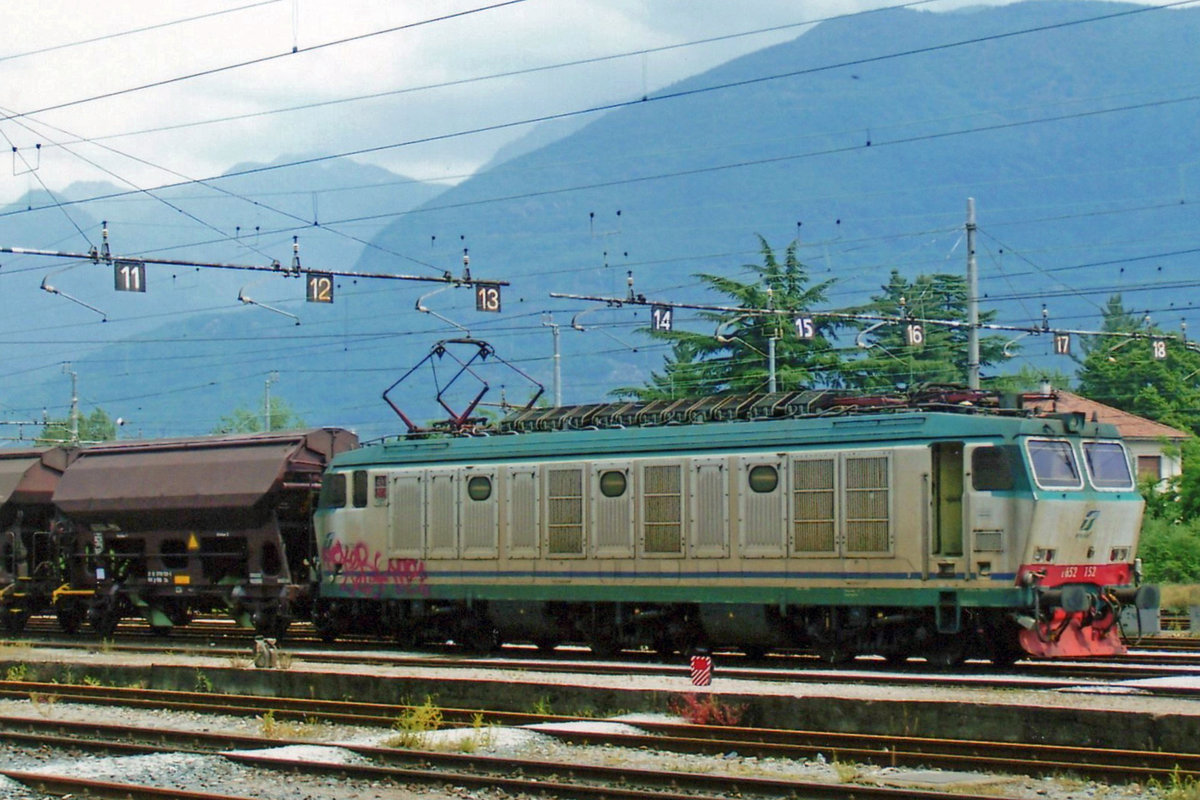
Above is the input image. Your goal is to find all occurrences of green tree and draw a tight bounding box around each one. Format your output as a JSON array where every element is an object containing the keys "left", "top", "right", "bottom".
[
  {"left": 213, "top": 398, "right": 305, "bottom": 434},
  {"left": 36, "top": 407, "right": 117, "bottom": 445},
  {"left": 844, "top": 271, "right": 1007, "bottom": 391},
  {"left": 1076, "top": 295, "right": 1200, "bottom": 434},
  {"left": 984, "top": 364, "right": 1075, "bottom": 395},
  {"left": 615, "top": 238, "right": 844, "bottom": 400}
]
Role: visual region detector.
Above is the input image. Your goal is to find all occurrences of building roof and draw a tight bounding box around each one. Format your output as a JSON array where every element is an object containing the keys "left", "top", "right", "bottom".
[{"left": 1040, "top": 389, "right": 1190, "bottom": 442}]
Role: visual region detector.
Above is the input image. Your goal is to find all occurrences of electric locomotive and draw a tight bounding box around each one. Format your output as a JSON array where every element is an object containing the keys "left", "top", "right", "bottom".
[{"left": 313, "top": 389, "right": 1157, "bottom": 663}]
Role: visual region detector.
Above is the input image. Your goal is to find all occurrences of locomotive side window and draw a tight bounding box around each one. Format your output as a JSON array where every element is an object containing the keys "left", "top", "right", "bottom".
[
  {"left": 1083, "top": 441, "right": 1135, "bottom": 490},
  {"left": 319, "top": 473, "right": 347, "bottom": 508},
  {"left": 748, "top": 465, "right": 779, "bottom": 493},
  {"left": 1026, "top": 439, "right": 1083, "bottom": 489},
  {"left": 599, "top": 470, "right": 627, "bottom": 498},
  {"left": 352, "top": 470, "right": 368, "bottom": 508},
  {"left": 547, "top": 468, "right": 584, "bottom": 556},
  {"left": 971, "top": 447, "right": 1014, "bottom": 491},
  {"left": 467, "top": 475, "right": 493, "bottom": 501}
]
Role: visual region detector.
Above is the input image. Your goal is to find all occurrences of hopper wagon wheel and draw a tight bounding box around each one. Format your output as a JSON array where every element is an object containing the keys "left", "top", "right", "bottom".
[
  {"left": 89, "top": 602, "right": 122, "bottom": 638},
  {"left": 310, "top": 599, "right": 343, "bottom": 643},
  {"left": 2, "top": 607, "right": 30, "bottom": 636},
  {"left": 253, "top": 611, "right": 290, "bottom": 640},
  {"left": 55, "top": 600, "right": 86, "bottom": 635}
]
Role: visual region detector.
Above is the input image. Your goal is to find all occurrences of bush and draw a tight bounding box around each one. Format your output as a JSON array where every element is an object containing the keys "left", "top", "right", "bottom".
[{"left": 1138, "top": 517, "right": 1200, "bottom": 584}]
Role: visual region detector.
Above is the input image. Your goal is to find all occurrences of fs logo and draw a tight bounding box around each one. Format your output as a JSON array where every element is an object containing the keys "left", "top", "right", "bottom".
[{"left": 1078, "top": 510, "right": 1101, "bottom": 536}]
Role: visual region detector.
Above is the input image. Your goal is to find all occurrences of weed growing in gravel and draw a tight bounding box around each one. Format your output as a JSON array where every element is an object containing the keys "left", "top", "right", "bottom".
[
  {"left": 385, "top": 697, "right": 444, "bottom": 748},
  {"left": 5, "top": 663, "right": 28, "bottom": 681},
  {"left": 82, "top": 675, "right": 102, "bottom": 687},
  {"left": 668, "top": 693, "right": 747, "bottom": 726},
  {"left": 28, "top": 692, "right": 59, "bottom": 716},
  {"left": 832, "top": 758, "right": 861, "bottom": 783},
  {"left": 258, "top": 710, "right": 320, "bottom": 739},
  {"left": 193, "top": 670, "right": 214, "bottom": 693},
  {"left": 530, "top": 696, "right": 554, "bottom": 716},
  {"left": 1153, "top": 768, "right": 1200, "bottom": 800}
]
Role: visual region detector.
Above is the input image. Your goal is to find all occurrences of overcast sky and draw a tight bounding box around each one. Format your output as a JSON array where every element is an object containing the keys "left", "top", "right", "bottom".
[{"left": 0, "top": 0, "right": 1165, "bottom": 204}]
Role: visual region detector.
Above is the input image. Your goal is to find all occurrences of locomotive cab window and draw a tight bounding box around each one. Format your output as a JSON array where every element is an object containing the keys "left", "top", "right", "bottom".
[
  {"left": 319, "top": 473, "right": 347, "bottom": 508},
  {"left": 1026, "top": 439, "right": 1083, "bottom": 490},
  {"left": 1083, "top": 441, "right": 1135, "bottom": 490},
  {"left": 971, "top": 446, "right": 1014, "bottom": 492}
]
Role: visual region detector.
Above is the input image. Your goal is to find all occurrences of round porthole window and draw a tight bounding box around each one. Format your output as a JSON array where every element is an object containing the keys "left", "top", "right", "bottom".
[
  {"left": 599, "top": 470, "right": 627, "bottom": 498},
  {"left": 748, "top": 465, "right": 779, "bottom": 493},
  {"left": 467, "top": 475, "right": 492, "bottom": 501}
]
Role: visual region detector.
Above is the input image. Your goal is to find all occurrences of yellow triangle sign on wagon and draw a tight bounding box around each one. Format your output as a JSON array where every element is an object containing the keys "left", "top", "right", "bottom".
[{"left": 187, "top": 533, "right": 200, "bottom": 551}]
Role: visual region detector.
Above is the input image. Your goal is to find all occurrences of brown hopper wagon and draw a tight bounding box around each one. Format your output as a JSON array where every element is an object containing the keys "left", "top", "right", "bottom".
[{"left": 50, "top": 428, "right": 357, "bottom": 636}]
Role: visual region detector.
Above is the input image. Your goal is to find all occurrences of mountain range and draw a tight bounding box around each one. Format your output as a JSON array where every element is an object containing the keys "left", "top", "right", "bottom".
[{"left": 2, "top": 0, "right": 1198, "bottom": 442}]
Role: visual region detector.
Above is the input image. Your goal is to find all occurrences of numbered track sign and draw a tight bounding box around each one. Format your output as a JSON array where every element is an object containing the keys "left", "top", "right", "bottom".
[
  {"left": 650, "top": 304, "right": 673, "bottom": 331},
  {"left": 1152, "top": 339, "right": 1168, "bottom": 360},
  {"left": 306, "top": 272, "right": 334, "bottom": 303},
  {"left": 114, "top": 260, "right": 146, "bottom": 293},
  {"left": 1054, "top": 333, "right": 1071, "bottom": 356},
  {"left": 475, "top": 283, "right": 502, "bottom": 313},
  {"left": 905, "top": 322, "right": 924, "bottom": 347},
  {"left": 795, "top": 316, "right": 815, "bottom": 340}
]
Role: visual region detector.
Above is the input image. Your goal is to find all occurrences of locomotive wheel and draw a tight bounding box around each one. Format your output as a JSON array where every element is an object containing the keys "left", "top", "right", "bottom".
[
  {"left": 588, "top": 630, "right": 621, "bottom": 658},
  {"left": 815, "top": 642, "right": 854, "bottom": 665},
  {"left": 923, "top": 638, "right": 966, "bottom": 668},
  {"left": 458, "top": 619, "right": 500, "bottom": 654}
]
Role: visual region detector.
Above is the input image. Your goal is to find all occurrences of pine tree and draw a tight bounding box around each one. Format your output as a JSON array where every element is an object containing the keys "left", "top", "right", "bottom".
[
  {"left": 1076, "top": 295, "right": 1200, "bottom": 434},
  {"left": 615, "top": 238, "right": 844, "bottom": 400},
  {"left": 844, "top": 271, "right": 1007, "bottom": 391}
]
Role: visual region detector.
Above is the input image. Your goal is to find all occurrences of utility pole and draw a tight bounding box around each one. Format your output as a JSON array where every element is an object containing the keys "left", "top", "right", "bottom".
[
  {"left": 542, "top": 315, "right": 563, "bottom": 407},
  {"left": 767, "top": 288, "right": 777, "bottom": 393},
  {"left": 264, "top": 371, "right": 278, "bottom": 432},
  {"left": 966, "top": 197, "right": 980, "bottom": 390},
  {"left": 63, "top": 363, "right": 79, "bottom": 445}
]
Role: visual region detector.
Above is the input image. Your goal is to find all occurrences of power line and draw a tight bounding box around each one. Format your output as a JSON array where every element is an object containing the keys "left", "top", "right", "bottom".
[
  {"left": 0, "top": 1, "right": 284, "bottom": 65},
  {"left": 0, "top": 1, "right": 531, "bottom": 124},
  {"left": 8, "top": 1, "right": 1197, "bottom": 222}
]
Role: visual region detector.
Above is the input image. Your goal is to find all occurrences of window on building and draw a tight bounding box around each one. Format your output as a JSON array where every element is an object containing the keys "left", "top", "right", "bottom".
[{"left": 1138, "top": 454, "right": 1163, "bottom": 482}]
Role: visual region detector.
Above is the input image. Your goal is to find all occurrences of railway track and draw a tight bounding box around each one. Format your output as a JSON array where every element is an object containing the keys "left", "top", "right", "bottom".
[
  {"left": 1, "top": 680, "right": 1198, "bottom": 786},
  {"left": 0, "top": 712, "right": 1018, "bottom": 800},
  {"left": 7, "top": 630, "right": 1200, "bottom": 695}
]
